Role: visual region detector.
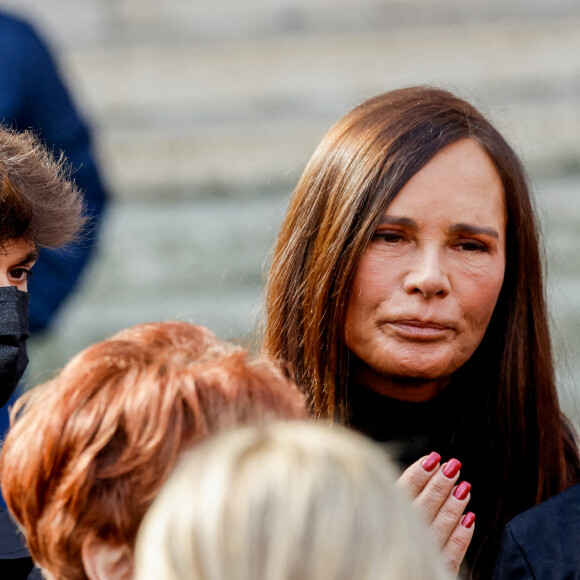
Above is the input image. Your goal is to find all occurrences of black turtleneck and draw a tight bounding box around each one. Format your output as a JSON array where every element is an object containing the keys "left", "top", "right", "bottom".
[{"left": 347, "top": 379, "right": 468, "bottom": 470}]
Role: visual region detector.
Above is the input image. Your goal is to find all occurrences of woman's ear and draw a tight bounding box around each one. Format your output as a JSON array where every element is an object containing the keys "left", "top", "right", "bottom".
[{"left": 81, "top": 535, "right": 133, "bottom": 580}]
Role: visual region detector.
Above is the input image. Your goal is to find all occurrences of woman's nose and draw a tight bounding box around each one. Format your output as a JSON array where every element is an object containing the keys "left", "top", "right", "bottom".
[{"left": 403, "top": 248, "right": 450, "bottom": 299}]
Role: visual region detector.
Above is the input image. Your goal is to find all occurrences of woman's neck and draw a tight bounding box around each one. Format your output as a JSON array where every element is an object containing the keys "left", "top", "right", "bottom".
[{"left": 351, "top": 364, "right": 451, "bottom": 402}]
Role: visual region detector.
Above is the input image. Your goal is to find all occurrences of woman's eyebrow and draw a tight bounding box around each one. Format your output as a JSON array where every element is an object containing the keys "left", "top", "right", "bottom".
[
  {"left": 379, "top": 216, "right": 500, "bottom": 238},
  {"left": 450, "top": 223, "right": 499, "bottom": 238},
  {"left": 378, "top": 215, "right": 417, "bottom": 228}
]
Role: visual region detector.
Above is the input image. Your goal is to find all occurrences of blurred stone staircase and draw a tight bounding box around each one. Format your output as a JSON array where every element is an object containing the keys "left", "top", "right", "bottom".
[
  {"left": 1, "top": 0, "right": 579, "bottom": 423},
  {"left": 5, "top": 0, "right": 580, "bottom": 197}
]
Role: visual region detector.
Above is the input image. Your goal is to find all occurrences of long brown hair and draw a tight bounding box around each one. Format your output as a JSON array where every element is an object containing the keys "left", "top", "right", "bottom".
[{"left": 263, "top": 86, "right": 580, "bottom": 578}]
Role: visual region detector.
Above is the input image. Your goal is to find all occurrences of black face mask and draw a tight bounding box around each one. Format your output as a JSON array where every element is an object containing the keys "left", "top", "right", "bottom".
[{"left": 0, "top": 286, "right": 29, "bottom": 408}]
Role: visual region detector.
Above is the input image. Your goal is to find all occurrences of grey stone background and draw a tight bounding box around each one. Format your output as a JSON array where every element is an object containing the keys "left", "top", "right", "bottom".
[{"left": 1, "top": 0, "right": 579, "bottom": 427}]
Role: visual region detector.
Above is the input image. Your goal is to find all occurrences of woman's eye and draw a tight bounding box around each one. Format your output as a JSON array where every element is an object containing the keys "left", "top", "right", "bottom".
[
  {"left": 456, "top": 240, "right": 488, "bottom": 253},
  {"left": 373, "top": 231, "right": 404, "bottom": 244}
]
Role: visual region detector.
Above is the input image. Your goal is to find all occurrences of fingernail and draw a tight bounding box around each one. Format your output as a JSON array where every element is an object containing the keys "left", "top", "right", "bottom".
[
  {"left": 453, "top": 481, "right": 471, "bottom": 500},
  {"left": 421, "top": 452, "right": 441, "bottom": 472},
  {"left": 442, "top": 458, "right": 461, "bottom": 478},
  {"left": 462, "top": 512, "right": 476, "bottom": 529}
]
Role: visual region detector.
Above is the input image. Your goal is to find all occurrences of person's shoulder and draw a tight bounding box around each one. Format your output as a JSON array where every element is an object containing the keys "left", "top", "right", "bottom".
[
  {"left": 509, "top": 482, "right": 580, "bottom": 531},
  {"left": 0, "top": 10, "right": 48, "bottom": 61},
  {"left": 494, "top": 484, "right": 580, "bottom": 579},
  {"left": 0, "top": 11, "right": 38, "bottom": 38}
]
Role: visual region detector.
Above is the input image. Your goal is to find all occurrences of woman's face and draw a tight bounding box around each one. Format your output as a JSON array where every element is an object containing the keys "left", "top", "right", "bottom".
[{"left": 344, "top": 139, "right": 506, "bottom": 401}]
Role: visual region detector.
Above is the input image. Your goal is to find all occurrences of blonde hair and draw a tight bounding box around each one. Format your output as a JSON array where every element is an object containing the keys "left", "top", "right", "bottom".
[{"left": 135, "top": 421, "right": 452, "bottom": 580}]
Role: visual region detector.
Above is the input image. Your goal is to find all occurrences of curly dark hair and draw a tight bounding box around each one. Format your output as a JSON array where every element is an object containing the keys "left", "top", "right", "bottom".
[{"left": 0, "top": 126, "right": 86, "bottom": 249}]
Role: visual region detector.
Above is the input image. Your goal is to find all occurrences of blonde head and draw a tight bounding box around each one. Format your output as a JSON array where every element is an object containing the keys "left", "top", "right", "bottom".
[{"left": 135, "top": 421, "right": 452, "bottom": 580}]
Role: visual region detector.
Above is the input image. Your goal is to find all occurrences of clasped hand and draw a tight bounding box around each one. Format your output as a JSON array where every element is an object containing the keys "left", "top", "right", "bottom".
[{"left": 397, "top": 452, "right": 475, "bottom": 577}]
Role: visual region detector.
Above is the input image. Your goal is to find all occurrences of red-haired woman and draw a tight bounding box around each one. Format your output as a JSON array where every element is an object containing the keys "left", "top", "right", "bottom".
[
  {"left": 1, "top": 320, "right": 307, "bottom": 580},
  {"left": 263, "top": 86, "right": 580, "bottom": 578}
]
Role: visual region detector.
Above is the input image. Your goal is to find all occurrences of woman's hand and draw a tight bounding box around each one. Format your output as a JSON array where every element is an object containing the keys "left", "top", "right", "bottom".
[{"left": 396, "top": 452, "right": 475, "bottom": 577}]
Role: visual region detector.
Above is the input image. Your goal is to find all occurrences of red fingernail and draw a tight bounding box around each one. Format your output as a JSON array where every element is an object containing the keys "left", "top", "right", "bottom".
[
  {"left": 453, "top": 481, "right": 471, "bottom": 500},
  {"left": 421, "top": 452, "right": 441, "bottom": 472},
  {"left": 462, "top": 512, "right": 476, "bottom": 529},
  {"left": 442, "top": 458, "right": 461, "bottom": 478}
]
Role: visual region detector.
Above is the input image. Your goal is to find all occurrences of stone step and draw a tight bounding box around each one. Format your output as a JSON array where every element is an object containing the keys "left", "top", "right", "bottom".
[
  {"left": 67, "top": 19, "right": 580, "bottom": 124},
  {"left": 56, "top": 18, "right": 580, "bottom": 197},
  {"left": 6, "top": 0, "right": 580, "bottom": 50},
  {"left": 5, "top": 4, "right": 580, "bottom": 198},
  {"left": 91, "top": 99, "right": 580, "bottom": 200}
]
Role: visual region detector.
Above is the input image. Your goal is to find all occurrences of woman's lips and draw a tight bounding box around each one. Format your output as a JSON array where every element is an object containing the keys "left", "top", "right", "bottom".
[{"left": 386, "top": 319, "right": 453, "bottom": 340}]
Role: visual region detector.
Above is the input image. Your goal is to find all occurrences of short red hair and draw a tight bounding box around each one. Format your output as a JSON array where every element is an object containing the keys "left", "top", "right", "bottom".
[{"left": 0, "top": 321, "right": 307, "bottom": 580}]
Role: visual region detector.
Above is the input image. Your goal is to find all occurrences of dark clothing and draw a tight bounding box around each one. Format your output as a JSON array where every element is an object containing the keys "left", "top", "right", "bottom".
[
  {"left": 347, "top": 379, "right": 494, "bottom": 578},
  {"left": 493, "top": 483, "right": 580, "bottom": 579},
  {"left": 0, "top": 506, "right": 38, "bottom": 579},
  {"left": 0, "top": 11, "right": 108, "bottom": 333},
  {"left": 347, "top": 380, "right": 465, "bottom": 469}
]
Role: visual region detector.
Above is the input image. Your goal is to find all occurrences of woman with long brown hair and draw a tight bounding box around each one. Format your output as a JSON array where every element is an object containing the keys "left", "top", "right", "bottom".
[{"left": 263, "top": 86, "right": 580, "bottom": 578}]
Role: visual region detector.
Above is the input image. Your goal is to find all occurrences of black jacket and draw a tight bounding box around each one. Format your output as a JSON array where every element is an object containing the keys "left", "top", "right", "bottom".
[{"left": 493, "top": 483, "right": 580, "bottom": 579}]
